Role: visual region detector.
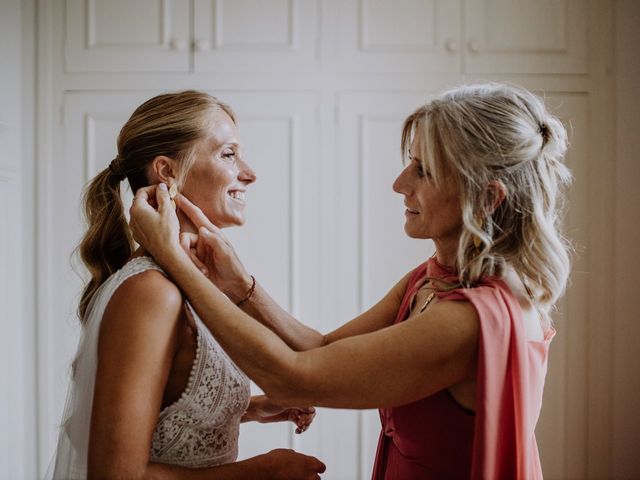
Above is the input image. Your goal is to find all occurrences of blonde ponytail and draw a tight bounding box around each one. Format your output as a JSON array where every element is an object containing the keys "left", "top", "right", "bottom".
[{"left": 77, "top": 166, "right": 133, "bottom": 320}]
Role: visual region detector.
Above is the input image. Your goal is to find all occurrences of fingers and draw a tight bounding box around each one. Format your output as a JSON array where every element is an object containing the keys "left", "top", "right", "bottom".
[
  {"left": 292, "top": 408, "right": 316, "bottom": 434},
  {"left": 156, "top": 182, "right": 172, "bottom": 214},
  {"left": 196, "top": 227, "right": 209, "bottom": 261},
  {"left": 133, "top": 185, "right": 155, "bottom": 202},
  {"left": 308, "top": 455, "right": 326, "bottom": 474},
  {"left": 131, "top": 186, "right": 158, "bottom": 214},
  {"left": 179, "top": 232, "right": 209, "bottom": 276}
]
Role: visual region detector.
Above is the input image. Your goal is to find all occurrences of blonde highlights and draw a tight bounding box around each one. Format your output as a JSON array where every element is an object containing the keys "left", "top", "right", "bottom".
[
  {"left": 402, "top": 83, "right": 572, "bottom": 321},
  {"left": 77, "top": 90, "right": 234, "bottom": 320}
]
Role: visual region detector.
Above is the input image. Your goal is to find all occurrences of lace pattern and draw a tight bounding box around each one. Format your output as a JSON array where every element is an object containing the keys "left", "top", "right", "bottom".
[
  {"left": 124, "top": 259, "right": 253, "bottom": 468},
  {"left": 111, "top": 257, "right": 251, "bottom": 468}
]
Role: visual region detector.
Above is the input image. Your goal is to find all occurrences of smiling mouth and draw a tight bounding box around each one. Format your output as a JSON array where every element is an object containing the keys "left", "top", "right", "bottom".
[
  {"left": 228, "top": 190, "right": 246, "bottom": 201},
  {"left": 405, "top": 207, "right": 419, "bottom": 214}
]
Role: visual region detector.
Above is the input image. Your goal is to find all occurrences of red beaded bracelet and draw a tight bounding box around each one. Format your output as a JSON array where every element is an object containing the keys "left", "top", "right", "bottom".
[{"left": 236, "top": 275, "right": 256, "bottom": 307}]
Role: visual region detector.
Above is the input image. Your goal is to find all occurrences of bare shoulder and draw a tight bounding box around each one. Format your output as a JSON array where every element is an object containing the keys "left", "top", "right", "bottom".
[
  {"left": 403, "top": 299, "right": 480, "bottom": 353},
  {"left": 101, "top": 268, "right": 184, "bottom": 339}
]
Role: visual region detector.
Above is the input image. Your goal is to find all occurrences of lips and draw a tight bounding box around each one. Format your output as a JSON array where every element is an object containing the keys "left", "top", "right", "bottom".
[
  {"left": 405, "top": 204, "right": 419, "bottom": 214},
  {"left": 228, "top": 190, "right": 246, "bottom": 202}
]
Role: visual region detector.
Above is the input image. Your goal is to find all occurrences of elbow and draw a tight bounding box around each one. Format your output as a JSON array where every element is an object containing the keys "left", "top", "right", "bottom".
[{"left": 261, "top": 354, "right": 315, "bottom": 407}]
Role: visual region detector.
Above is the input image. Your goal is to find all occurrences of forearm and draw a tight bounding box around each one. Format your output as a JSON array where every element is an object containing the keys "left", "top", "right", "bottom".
[
  {"left": 240, "top": 283, "right": 326, "bottom": 351},
  {"left": 163, "top": 253, "right": 304, "bottom": 404},
  {"left": 241, "top": 394, "right": 265, "bottom": 423},
  {"left": 144, "top": 456, "right": 271, "bottom": 480}
]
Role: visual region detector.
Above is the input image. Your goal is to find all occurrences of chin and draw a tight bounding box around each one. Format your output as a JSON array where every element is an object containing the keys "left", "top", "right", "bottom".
[{"left": 403, "top": 225, "right": 429, "bottom": 240}]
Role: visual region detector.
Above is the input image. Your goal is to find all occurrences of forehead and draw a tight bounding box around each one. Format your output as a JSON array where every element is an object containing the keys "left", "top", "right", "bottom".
[
  {"left": 409, "top": 131, "right": 424, "bottom": 157},
  {"left": 203, "top": 110, "right": 239, "bottom": 149}
]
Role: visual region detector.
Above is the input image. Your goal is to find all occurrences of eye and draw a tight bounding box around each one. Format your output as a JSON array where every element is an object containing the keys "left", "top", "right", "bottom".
[
  {"left": 222, "top": 150, "right": 236, "bottom": 161},
  {"left": 414, "top": 160, "right": 430, "bottom": 179}
]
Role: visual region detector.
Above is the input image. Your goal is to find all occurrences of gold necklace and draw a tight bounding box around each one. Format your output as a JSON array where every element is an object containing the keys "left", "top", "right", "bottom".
[{"left": 419, "top": 291, "right": 437, "bottom": 313}]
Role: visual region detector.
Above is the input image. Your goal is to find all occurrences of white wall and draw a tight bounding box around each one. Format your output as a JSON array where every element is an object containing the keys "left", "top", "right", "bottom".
[
  {"left": 613, "top": 1, "right": 640, "bottom": 478},
  {"left": 0, "top": 1, "right": 37, "bottom": 479}
]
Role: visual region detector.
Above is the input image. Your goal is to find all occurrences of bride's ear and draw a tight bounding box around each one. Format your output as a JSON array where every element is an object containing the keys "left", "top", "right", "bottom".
[{"left": 150, "top": 155, "right": 178, "bottom": 184}]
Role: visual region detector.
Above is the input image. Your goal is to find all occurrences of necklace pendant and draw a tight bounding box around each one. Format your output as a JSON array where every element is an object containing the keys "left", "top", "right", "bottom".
[{"left": 419, "top": 291, "right": 436, "bottom": 313}]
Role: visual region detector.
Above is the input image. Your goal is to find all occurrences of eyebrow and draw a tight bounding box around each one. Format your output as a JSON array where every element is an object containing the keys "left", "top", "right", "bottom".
[{"left": 212, "top": 141, "right": 239, "bottom": 152}]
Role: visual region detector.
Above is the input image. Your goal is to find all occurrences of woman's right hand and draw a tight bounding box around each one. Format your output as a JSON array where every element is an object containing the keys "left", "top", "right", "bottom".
[
  {"left": 260, "top": 449, "right": 326, "bottom": 480},
  {"left": 177, "top": 194, "right": 253, "bottom": 302}
]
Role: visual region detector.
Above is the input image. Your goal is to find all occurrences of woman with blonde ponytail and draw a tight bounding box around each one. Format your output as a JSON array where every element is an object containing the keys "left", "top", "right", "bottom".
[
  {"left": 130, "top": 83, "right": 572, "bottom": 479},
  {"left": 47, "top": 91, "right": 326, "bottom": 480}
]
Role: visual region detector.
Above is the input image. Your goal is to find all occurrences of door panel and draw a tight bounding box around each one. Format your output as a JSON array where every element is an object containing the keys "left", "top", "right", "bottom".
[
  {"left": 193, "top": 0, "right": 319, "bottom": 72},
  {"left": 464, "top": 0, "right": 588, "bottom": 73},
  {"left": 65, "top": 0, "right": 190, "bottom": 72},
  {"left": 335, "top": 0, "right": 462, "bottom": 73}
]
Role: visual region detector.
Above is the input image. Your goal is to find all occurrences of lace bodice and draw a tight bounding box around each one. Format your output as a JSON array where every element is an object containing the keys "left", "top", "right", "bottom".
[
  {"left": 49, "top": 256, "right": 250, "bottom": 478},
  {"left": 116, "top": 257, "right": 252, "bottom": 468}
]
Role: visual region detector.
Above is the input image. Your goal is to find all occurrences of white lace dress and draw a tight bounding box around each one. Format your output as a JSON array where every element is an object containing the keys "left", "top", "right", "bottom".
[{"left": 48, "top": 256, "right": 251, "bottom": 479}]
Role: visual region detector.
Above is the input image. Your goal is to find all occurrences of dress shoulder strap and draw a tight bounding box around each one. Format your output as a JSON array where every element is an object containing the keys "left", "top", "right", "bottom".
[{"left": 116, "top": 256, "right": 166, "bottom": 284}]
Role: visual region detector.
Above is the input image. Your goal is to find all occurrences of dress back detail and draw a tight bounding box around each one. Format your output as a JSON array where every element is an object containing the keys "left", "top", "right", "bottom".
[{"left": 48, "top": 256, "right": 251, "bottom": 479}]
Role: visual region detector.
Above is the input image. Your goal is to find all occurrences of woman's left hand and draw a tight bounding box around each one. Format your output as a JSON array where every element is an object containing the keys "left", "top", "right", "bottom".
[
  {"left": 244, "top": 395, "right": 316, "bottom": 434},
  {"left": 130, "top": 184, "right": 182, "bottom": 262}
]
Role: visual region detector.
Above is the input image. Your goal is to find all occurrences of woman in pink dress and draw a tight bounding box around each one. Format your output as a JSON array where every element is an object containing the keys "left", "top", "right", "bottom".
[{"left": 129, "top": 83, "right": 572, "bottom": 479}]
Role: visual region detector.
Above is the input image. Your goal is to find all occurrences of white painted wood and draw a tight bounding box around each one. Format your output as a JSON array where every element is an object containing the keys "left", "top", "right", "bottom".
[
  {"left": 335, "top": 0, "right": 462, "bottom": 73},
  {"left": 0, "top": 1, "right": 34, "bottom": 478},
  {"left": 65, "top": 0, "right": 191, "bottom": 72},
  {"left": 464, "top": 0, "right": 588, "bottom": 74},
  {"left": 534, "top": 93, "right": 590, "bottom": 479},
  {"left": 193, "top": 0, "right": 319, "bottom": 72}
]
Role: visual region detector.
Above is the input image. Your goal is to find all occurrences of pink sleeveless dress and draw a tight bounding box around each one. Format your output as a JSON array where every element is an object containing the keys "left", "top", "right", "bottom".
[{"left": 372, "top": 258, "right": 554, "bottom": 479}]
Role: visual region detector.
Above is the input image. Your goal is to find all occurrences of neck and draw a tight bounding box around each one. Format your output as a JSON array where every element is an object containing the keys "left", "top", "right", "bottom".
[{"left": 433, "top": 238, "right": 458, "bottom": 269}]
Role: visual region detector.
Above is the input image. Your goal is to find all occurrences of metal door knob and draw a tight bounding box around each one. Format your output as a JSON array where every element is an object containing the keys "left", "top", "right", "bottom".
[
  {"left": 445, "top": 39, "right": 458, "bottom": 53},
  {"left": 468, "top": 39, "right": 480, "bottom": 53}
]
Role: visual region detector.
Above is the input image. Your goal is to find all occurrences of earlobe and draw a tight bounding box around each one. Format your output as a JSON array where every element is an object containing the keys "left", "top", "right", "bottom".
[
  {"left": 150, "top": 155, "right": 177, "bottom": 184},
  {"left": 486, "top": 180, "right": 507, "bottom": 213}
]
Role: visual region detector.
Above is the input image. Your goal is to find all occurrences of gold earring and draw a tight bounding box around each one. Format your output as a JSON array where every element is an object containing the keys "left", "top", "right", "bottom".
[{"left": 473, "top": 215, "right": 484, "bottom": 249}]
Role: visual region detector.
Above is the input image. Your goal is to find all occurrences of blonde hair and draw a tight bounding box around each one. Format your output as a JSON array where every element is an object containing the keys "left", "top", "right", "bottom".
[
  {"left": 77, "top": 90, "right": 235, "bottom": 320},
  {"left": 401, "top": 83, "right": 572, "bottom": 319}
]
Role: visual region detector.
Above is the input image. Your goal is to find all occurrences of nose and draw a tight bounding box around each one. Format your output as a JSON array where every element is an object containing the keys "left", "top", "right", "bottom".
[
  {"left": 393, "top": 164, "right": 410, "bottom": 195},
  {"left": 238, "top": 158, "right": 257, "bottom": 184}
]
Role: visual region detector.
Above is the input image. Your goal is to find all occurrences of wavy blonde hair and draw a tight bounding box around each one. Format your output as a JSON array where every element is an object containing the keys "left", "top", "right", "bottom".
[
  {"left": 77, "top": 90, "right": 235, "bottom": 320},
  {"left": 402, "top": 83, "right": 572, "bottom": 319}
]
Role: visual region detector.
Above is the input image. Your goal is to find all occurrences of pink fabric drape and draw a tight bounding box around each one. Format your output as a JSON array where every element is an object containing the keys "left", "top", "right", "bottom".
[{"left": 372, "top": 258, "right": 553, "bottom": 479}]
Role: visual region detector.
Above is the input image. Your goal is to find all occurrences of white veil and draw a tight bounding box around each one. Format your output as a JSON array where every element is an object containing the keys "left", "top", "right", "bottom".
[{"left": 45, "top": 258, "right": 160, "bottom": 479}]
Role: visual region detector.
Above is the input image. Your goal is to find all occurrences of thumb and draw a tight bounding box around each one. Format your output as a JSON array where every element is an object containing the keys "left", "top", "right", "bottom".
[
  {"left": 196, "top": 227, "right": 209, "bottom": 261},
  {"left": 156, "top": 182, "right": 173, "bottom": 213}
]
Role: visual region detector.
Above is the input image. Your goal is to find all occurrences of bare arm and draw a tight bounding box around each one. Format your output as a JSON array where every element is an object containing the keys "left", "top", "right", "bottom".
[
  {"left": 88, "top": 270, "right": 324, "bottom": 480},
  {"left": 160, "top": 250, "right": 478, "bottom": 410},
  {"left": 130, "top": 184, "right": 479, "bottom": 411},
  {"left": 233, "top": 271, "right": 411, "bottom": 350},
  {"left": 178, "top": 194, "right": 411, "bottom": 350}
]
